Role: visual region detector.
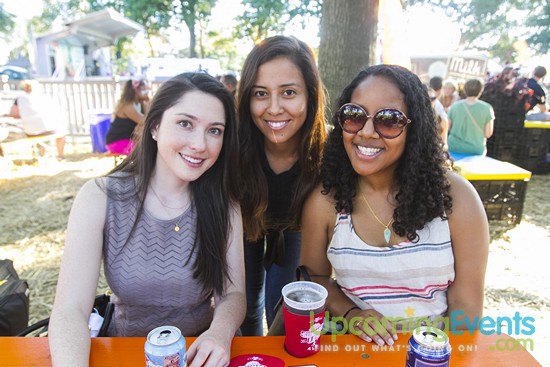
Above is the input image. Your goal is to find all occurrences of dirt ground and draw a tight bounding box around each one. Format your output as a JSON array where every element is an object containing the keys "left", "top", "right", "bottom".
[{"left": 1, "top": 142, "right": 549, "bottom": 365}]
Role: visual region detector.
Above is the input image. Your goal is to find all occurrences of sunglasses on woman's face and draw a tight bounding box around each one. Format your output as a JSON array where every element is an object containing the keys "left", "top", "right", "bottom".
[{"left": 337, "top": 103, "right": 412, "bottom": 139}]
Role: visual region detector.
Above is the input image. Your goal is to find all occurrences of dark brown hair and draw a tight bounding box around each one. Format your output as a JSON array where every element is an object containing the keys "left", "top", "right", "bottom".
[
  {"left": 106, "top": 72, "right": 239, "bottom": 295},
  {"left": 237, "top": 35, "right": 326, "bottom": 240}
]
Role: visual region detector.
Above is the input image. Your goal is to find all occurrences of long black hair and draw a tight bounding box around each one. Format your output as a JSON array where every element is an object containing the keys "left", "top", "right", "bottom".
[
  {"left": 237, "top": 35, "right": 326, "bottom": 240},
  {"left": 322, "top": 64, "right": 452, "bottom": 242},
  {"left": 105, "top": 72, "right": 239, "bottom": 294}
]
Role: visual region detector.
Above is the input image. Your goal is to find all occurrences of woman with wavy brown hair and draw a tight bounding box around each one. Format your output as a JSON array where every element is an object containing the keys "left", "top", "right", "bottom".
[{"left": 237, "top": 35, "right": 327, "bottom": 335}]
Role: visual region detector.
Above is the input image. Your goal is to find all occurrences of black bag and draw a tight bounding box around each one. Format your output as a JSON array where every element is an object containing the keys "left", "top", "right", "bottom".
[
  {"left": 16, "top": 292, "right": 114, "bottom": 337},
  {"left": 0, "top": 259, "right": 30, "bottom": 336}
]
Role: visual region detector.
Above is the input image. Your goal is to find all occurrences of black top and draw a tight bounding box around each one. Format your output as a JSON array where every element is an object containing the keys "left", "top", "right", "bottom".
[
  {"left": 527, "top": 78, "right": 546, "bottom": 112},
  {"left": 260, "top": 149, "right": 300, "bottom": 230},
  {"left": 105, "top": 116, "right": 137, "bottom": 144}
]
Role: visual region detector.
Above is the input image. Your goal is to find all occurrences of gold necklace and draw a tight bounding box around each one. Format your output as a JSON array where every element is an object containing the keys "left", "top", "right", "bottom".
[
  {"left": 361, "top": 193, "right": 394, "bottom": 244},
  {"left": 149, "top": 185, "right": 187, "bottom": 232}
]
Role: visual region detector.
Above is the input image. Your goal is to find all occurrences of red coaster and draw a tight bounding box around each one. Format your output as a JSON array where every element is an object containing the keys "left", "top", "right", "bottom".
[{"left": 228, "top": 353, "right": 285, "bottom": 367}]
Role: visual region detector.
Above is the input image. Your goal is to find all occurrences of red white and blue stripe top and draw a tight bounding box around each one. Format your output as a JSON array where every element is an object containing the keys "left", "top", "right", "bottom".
[{"left": 327, "top": 212, "right": 455, "bottom": 324}]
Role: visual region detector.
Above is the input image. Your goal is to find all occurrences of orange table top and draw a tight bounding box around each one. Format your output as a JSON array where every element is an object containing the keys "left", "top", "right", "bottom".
[{"left": 1, "top": 332, "right": 541, "bottom": 367}]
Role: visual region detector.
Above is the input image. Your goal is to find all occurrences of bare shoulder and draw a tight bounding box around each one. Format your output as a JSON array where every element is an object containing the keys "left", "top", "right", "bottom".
[
  {"left": 446, "top": 170, "right": 481, "bottom": 203},
  {"left": 303, "top": 184, "right": 336, "bottom": 223},
  {"left": 71, "top": 177, "right": 108, "bottom": 216},
  {"left": 78, "top": 177, "right": 107, "bottom": 198},
  {"left": 301, "top": 184, "right": 337, "bottom": 243},
  {"left": 445, "top": 170, "right": 487, "bottom": 229}
]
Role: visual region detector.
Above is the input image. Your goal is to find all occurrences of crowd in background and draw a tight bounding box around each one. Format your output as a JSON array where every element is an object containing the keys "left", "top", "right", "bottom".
[{"left": 2, "top": 36, "right": 548, "bottom": 366}]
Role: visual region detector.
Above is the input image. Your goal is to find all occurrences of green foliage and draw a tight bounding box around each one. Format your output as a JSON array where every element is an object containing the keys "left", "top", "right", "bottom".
[
  {"left": 405, "top": 0, "right": 550, "bottom": 60},
  {"left": 0, "top": 3, "right": 16, "bottom": 36},
  {"left": 203, "top": 31, "right": 245, "bottom": 71},
  {"left": 491, "top": 34, "right": 518, "bottom": 65},
  {"left": 525, "top": 1, "right": 550, "bottom": 54},
  {"left": 173, "top": 0, "right": 218, "bottom": 57},
  {"left": 234, "top": 0, "right": 320, "bottom": 44}
]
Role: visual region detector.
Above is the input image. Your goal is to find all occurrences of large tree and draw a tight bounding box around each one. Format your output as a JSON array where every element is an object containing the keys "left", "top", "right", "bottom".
[
  {"left": 174, "top": 0, "right": 217, "bottom": 58},
  {"left": 318, "top": 0, "right": 379, "bottom": 116},
  {"left": 114, "top": 0, "right": 174, "bottom": 57},
  {"left": 235, "top": 0, "right": 321, "bottom": 45}
]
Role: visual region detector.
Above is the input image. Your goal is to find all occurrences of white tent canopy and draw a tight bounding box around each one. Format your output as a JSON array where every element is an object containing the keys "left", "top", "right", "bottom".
[{"left": 34, "top": 8, "right": 144, "bottom": 79}]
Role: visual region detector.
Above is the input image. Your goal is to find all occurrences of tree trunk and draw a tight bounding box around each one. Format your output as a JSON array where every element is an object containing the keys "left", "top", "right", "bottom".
[
  {"left": 189, "top": 21, "right": 197, "bottom": 58},
  {"left": 319, "top": 0, "right": 379, "bottom": 117}
]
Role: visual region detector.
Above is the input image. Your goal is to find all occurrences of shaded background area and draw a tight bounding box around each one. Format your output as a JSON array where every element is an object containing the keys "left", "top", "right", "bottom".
[{"left": 1, "top": 144, "right": 548, "bottom": 364}]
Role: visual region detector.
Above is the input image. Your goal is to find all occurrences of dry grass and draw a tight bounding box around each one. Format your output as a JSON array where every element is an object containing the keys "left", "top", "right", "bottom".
[{"left": 1, "top": 141, "right": 549, "bottom": 364}]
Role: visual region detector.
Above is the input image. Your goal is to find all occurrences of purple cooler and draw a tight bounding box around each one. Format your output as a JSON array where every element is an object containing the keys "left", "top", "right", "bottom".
[{"left": 87, "top": 109, "right": 112, "bottom": 153}]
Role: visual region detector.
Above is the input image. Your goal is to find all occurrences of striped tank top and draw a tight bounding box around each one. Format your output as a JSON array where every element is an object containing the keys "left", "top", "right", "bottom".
[{"left": 327, "top": 212, "right": 455, "bottom": 326}]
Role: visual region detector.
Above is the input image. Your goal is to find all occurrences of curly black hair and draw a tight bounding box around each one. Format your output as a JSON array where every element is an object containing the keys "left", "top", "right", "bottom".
[{"left": 321, "top": 64, "right": 452, "bottom": 242}]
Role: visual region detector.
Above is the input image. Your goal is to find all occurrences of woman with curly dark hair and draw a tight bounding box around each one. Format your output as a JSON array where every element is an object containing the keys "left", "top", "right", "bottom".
[
  {"left": 237, "top": 35, "right": 327, "bottom": 335},
  {"left": 300, "top": 64, "right": 488, "bottom": 346}
]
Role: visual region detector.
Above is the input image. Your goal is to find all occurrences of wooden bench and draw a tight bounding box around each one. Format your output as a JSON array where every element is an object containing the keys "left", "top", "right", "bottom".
[
  {"left": 0, "top": 131, "right": 62, "bottom": 163},
  {"left": 450, "top": 153, "right": 532, "bottom": 225}
]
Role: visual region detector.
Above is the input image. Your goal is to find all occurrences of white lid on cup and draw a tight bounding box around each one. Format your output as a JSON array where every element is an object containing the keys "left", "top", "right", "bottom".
[{"left": 282, "top": 281, "right": 328, "bottom": 311}]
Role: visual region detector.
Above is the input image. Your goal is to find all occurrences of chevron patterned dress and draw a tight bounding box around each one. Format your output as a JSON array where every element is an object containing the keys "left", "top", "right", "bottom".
[{"left": 103, "top": 176, "right": 214, "bottom": 337}]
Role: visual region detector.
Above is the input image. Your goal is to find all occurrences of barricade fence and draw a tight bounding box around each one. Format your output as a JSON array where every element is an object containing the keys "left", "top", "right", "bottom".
[{"left": 0, "top": 78, "right": 161, "bottom": 141}]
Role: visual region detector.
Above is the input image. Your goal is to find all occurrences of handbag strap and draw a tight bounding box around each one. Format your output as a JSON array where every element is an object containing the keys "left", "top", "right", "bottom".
[
  {"left": 462, "top": 102, "right": 485, "bottom": 135},
  {"left": 295, "top": 265, "right": 312, "bottom": 281}
]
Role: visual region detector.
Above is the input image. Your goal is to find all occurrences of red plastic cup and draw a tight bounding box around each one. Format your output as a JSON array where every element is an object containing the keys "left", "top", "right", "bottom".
[{"left": 281, "top": 281, "right": 328, "bottom": 358}]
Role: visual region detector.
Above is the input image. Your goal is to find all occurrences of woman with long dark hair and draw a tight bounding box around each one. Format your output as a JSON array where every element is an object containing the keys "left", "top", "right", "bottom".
[
  {"left": 237, "top": 35, "right": 327, "bottom": 335},
  {"left": 49, "top": 73, "right": 245, "bottom": 366},
  {"left": 105, "top": 78, "right": 150, "bottom": 154}
]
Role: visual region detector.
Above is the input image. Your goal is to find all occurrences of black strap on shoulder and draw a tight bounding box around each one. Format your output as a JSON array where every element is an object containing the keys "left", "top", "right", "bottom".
[{"left": 296, "top": 265, "right": 312, "bottom": 281}]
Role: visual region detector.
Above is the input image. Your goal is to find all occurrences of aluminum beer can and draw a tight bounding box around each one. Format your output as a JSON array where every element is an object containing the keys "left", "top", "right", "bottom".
[
  {"left": 405, "top": 326, "right": 451, "bottom": 367},
  {"left": 145, "top": 325, "right": 187, "bottom": 367}
]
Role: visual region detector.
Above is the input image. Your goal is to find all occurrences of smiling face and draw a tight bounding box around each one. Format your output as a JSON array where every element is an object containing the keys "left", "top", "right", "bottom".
[
  {"left": 250, "top": 56, "right": 308, "bottom": 148},
  {"left": 343, "top": 75, "right": 408, "bottom": 177},
  {"left": 152, "top": 90, "right": 225, "bottom": 183}
]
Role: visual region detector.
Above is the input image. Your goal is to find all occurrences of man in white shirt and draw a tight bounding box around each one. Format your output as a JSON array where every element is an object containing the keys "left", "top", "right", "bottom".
[{"left": 8, "top": 80, "right": 66, "bottom": 159}]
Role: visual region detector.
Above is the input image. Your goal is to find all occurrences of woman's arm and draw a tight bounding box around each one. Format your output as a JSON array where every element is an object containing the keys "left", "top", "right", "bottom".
[
  {"left": 300, "top": 187, "right": 396, "bottom": 345},
  {"left": 8, "top": 101, "right": 20, "bottom": 118},
  {"left": 186, "top": 205, "right": 246, "bottom": 367},
  {"left": 48, "top": 179, "right": 107, "bottom": 367},
  {"left": 446, "top": 172, "right": 489, "bottom": 330},
  {"left": 119, "top": 103, "right": 145, "bottom": 126},
  {"left": 300, "top": 186, "right": 348, "bottom": 314},
  {"left": 485, "top": 118, "right": 494, "bottom": 138}
]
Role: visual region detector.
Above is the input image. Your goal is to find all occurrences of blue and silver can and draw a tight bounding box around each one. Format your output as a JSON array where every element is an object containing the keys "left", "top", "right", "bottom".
[
  {"left": 405, "top": 326, "right": 451, "bottom": 367},
  {"left": 145, "top": 325, "right": 187, "bottom": 367}
]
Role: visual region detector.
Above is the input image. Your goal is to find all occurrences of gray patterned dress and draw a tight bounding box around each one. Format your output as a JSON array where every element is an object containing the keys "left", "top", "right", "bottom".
[{"left": 103, "top": 175, "right": 214, "bottom": 336}]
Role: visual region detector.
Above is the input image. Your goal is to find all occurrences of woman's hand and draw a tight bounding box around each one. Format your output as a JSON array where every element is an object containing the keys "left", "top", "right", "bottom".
[
  {"left": 186, "top": 329, "right": 231, "bottom": 367},
  {"left": 347, "top": 308, "right": 398, "bottom": 346}
]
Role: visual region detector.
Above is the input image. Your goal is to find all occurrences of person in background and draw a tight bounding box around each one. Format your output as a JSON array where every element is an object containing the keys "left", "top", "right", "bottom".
[
  {"left": 448, "top": 78, "right": 494, "bottom": 155},
  {"left": 427, "top": 87, "right": 449, "bottom": 151},
  {"left": 482, "top": 66, "right": 519, "bottom": 97},
  {"left": 429, "top": 76, "right": 449, "bottom": 129},
  {"left": 237, "top": 35, "right": 327, "bottom": 335},
  {"left": 8, "top": 79, "right": 66, "bottom": 159},
  {"left": 429, "top": 76, "right": 443, "bottom": 98},
  {"left": 439, "top": 79, "right": 459, "bottom": 112},
  {"left": 221, "top": 74, "right": 238, "bottom": 98},
  {"left": 300, "top": 64, "right": 488, "bottom": 345},
  {"left": 105, "top": 79, "right": 150, "bottom": 155},
  {"left": 48, "top": 73, "right": 245, "bottom": 367},
  {"left": 525, "top": 65, "right": 550, "bottom": 121}
]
